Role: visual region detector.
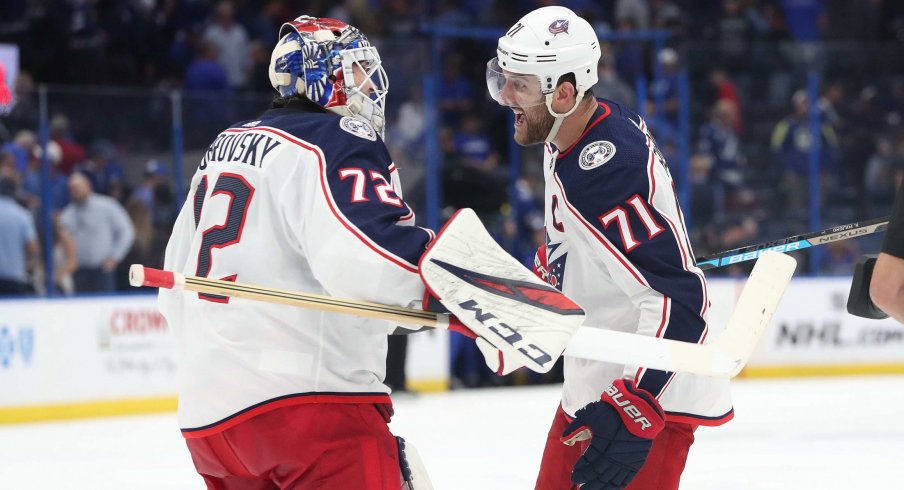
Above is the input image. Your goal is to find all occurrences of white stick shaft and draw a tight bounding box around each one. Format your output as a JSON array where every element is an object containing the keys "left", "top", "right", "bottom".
[
  {"left": 131, "top": 251, "right": 795, "bottom": 377},
  {"left": 564, "top": 328, "right": 717, "bottom": 375},
  {"left": 564, "top": 251, "right": 796, "bottom": 377}
]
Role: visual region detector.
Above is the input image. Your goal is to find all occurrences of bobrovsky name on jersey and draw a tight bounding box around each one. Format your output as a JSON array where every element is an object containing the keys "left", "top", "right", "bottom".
[{"left": 199, "top": 132, "right": 282, "bottom": 170}]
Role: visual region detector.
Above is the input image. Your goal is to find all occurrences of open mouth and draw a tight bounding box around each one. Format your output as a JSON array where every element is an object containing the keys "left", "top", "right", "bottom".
[{"left": 513, "top": 108, "right": 525, "bottom": 128}]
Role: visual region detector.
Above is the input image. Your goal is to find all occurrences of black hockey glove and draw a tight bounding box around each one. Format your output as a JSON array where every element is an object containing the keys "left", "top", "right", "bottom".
[{"left": 561, "top": 379, "right": 665, "bottom": 490}]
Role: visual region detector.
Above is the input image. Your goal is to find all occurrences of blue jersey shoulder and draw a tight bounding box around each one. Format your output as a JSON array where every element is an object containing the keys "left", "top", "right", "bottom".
[
  {"left": 555, "top": 99, "right": 657, "bottom": 211},
  {"left": 556, "top": 98, "right": 651, "bottom": 177},
  {"left": 248, "top": 109, "right": 392, "bottom": 170}
]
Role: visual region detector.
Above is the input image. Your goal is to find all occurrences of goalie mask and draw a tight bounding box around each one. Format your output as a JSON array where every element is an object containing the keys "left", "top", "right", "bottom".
[
  {"left": 269, "top": 16, "right": 388, "bottom": 136},
  {"left": 487, "top": 7, "right": 600, "bottom": 142}
]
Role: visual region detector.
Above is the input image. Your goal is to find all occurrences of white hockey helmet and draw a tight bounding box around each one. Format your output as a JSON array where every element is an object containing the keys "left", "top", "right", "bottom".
[
  {"left": 487, "top": 7, "right": 600, "bottom": 141},
  {"left": 269, "top": 16, "right": 388, "bottom": 136}
]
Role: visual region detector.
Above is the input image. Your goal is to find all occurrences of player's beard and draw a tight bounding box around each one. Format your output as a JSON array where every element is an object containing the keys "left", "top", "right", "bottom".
[{"left": 514, "top": 104, "right": 556, "bottom": 146}]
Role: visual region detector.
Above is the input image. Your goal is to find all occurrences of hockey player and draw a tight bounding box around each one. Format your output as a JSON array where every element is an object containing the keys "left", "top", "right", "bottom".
[
  {"left": 158, "top": 16, "right": 433, "bottom": 489},
  {"left": 486, "top": 7, "right": 732, "bottom": 489}
]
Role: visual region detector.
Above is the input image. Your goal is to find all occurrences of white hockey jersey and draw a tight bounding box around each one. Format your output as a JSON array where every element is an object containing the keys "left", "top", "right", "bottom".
[
  {"left": 542, "top": 99, "right": 733, "bottom": 426},
  {"left": 158, "top": 102, "right": 433, "bottom": 437}
]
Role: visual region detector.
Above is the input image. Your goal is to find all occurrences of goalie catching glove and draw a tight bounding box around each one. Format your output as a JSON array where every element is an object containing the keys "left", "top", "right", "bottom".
[
  {"left": 561, "top": 379, "right": 665, "bottom": 490},
  {"left": 419, "top": 209, "right": 585, "bottom": 375}
]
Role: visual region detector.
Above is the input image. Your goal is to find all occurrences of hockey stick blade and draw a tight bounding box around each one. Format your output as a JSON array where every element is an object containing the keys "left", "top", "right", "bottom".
[
  {"left": 563, "top": 251, "right": 796, "bottom": 376},
  {"left": 131, "top": 252, "right": 795, "bottom": 377},
  {"left": 696, "top": 216, "right": 888, "bottom": 270}
]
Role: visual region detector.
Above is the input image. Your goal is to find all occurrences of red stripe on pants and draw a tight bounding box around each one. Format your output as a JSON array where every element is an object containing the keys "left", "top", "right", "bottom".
[
  {"left": 535, "top": 403, "right": 696, "bottom": 490},
  {"left": 185, "top": 403, "right": 401, "bottom": 489}
]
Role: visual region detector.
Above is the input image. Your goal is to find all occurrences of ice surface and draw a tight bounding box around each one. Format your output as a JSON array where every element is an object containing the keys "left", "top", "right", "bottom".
[{"left": 2, "top": 376, "right": 903, "bottom": 489}]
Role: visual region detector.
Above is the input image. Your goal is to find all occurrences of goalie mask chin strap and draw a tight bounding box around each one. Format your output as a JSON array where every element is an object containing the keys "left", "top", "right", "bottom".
[{"left": 544, "top": 91, "right": 585, "bottom": 143}]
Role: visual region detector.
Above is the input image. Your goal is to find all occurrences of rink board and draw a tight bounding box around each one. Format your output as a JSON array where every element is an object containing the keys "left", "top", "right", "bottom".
[
  {"left": 0, "top": 294, "right": 448, "bottom": 423},
  {"left": 708, "top": 277, "right": 904, "bottom": 377},
  {"left": 2, "top": 277, "right": 903, "bottom": 423}
]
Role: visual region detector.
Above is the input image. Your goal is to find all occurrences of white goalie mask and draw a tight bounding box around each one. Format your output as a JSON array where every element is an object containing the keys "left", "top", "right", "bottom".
[
  {"left": 269, "top": 16, "right": 388, "bottom": 136},
  {"left": 487, "top": 7, "right": 600, "bottom": 142}
]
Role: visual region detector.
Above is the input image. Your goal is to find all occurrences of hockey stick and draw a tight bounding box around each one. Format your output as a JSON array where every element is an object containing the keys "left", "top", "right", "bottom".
[
  {"left": 695, "top": 216, "right": 889, "bottom": 270},
  {"left": 131, "top": 251, "right": 795, "bottom": 377}
]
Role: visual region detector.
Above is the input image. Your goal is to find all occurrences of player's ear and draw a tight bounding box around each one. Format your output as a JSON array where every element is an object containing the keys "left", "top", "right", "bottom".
[
  {"left": 552, "top": 77, "right": 577, "bottom": 112},
  {"left": 554, "top": 79, "right": 575, "bottom": 102}
]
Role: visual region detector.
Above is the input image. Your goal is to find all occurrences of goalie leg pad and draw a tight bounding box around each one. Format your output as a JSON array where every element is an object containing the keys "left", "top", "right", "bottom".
[{"left": 396, "top": 436, "right": 433, "bottom": 490}]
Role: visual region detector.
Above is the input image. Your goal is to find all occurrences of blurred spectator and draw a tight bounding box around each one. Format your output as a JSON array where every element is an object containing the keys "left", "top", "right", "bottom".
[
  {"left": 708, "top": 69, "right": 743, "bottom": 133},
  {"left": 434, "top": 0, "right": 470, "bottom": 26},
  {"left": 649, "top": 0, "right": 683, "bottom": 33},
  {"left": 453, "top": 114, "right": 498, "bottom": 172},
  {"left": 247, "top": 40, "right": 274, "bottom": 94},
  {"left": 59, "top": 172, "right": 134, "bottom": 293},
  {"left": 594, "top": 44, "right": 634, "bottom": 106},
  {"left": 0, "top": 176, "right": 38, "bottom": 295},
  {"left": 64, "top": 0, "right": 105, "bottom": 84},
  {"left": 443, "top": 117, "right": 507, "bottom": 218},
  {"left": 31, "top": 215, "right": 78, "bottom": 296},
  {"left": 131, "top": 159, "right": 173, "bottom": 228},
  {"left": 696, "top": 99, "right": 746, "bottom": 191},
  {"left": 439, "top": 55, "right": 474, "bottom": 127},
  {"left": 184, "top": 41, "right": 231, "bottom": 93},
  {"left": 714, "top": 0, "right": 754, "bottom": 73},
  {"left": 614, "top": 17, "right": 645, "bottom": 84},
  {"left": 377, "top": 0, "right": 422, "bottom": 36},
  {"left": 770, "top": 90, "right": 838, "bottom": 177},
  {"left": 780, "top": 0, "right": 828, "bottom": 69},
  {"left": 49, "top": 114, "right": 86, "bottom": 175},
  {"left": 51, "top": 215, "right": 78, "bottom": 295},
  {"left": 2, "top": 129, "right": 37, "bottom": 174},
  {"left": 863, "top": 136, "right": 898, "bottom": 207},
  {"left": 818, "top": 81, "right": 845, "bottom": 129},
  {"left": 246, "top": 0, "right": 287, "bottom": 49},
  {"left": 75, "top": 140, "right": 126, "bottom": 200},
  {"left": 22, "top": 140, "right": 69, "bottom": 211},
  {"left": 648, "top": 47, "right": 681, "bottom": 143},
  {"left": 615, "top": 0, "right": 650, "bottom": 30},
  {"left": 203, "top": 1, "right": 251, "bottom": 90},
  {"left": 389, "top": 85, "right": 425, "bottom": 152},
  {"left": 780, "top": 0, "right": 828, "bottom": 42},
  {"left": 0, "top": 149, "right": 14, "bottom": 178},
  {"left": 121, "top": 197, "right": 157, "bottom": 281}
]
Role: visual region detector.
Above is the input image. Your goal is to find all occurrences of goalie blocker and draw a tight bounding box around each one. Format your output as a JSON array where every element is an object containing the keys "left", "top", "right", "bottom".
[{"left": 419, "top": 209, "right": 586, "bottom": 374}]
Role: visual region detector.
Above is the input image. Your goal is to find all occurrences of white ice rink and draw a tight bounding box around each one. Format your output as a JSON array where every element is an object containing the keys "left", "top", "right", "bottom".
[{"left": 2, "top": 376, "right": 904, "bottom": 489}]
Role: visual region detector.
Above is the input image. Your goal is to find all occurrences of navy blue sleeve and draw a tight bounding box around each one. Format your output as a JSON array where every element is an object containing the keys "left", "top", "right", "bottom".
[{"left": 324, "top": 137, "right": 431, "bottom": 271}]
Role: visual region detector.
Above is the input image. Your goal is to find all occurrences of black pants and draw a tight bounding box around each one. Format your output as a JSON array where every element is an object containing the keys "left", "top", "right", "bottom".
[
  {"left": 73, "top": 267, "right": 115, "bottom": 293},
  {"left": 0, "top": 278, "right": 30, "bottom": 296},
  {"left": 385, "top": 334, "right": 408, "bottom": 392}
]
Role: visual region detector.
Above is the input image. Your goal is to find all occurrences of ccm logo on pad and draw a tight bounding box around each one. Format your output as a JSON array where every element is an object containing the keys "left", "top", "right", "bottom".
[{"left": 458, "top": 299, "right": 553, "bottom": 367}]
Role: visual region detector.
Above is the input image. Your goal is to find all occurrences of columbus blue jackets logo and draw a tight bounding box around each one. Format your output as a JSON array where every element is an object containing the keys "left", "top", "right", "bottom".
[
  {"left": 579, "top": 141, "right": 617, "bottom": 170},
  {"left": 543, "top": 240, "right": 567, "bottom": 291},
  {"left": 548, "top": 19, "right": 569, "bottom": 35},
  {"left": 339, "top": 116, "right": 377, "bottom": 141}
]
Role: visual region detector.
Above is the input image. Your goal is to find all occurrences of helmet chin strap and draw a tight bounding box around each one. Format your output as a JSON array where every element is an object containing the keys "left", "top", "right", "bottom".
[{"left": 544, "top": 91, "right": 585, "bottom": 144}]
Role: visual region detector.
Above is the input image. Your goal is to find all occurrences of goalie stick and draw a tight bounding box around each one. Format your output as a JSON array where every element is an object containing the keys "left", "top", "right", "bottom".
[
  {"left": 696, "top": 216, "right": 888, "bottom": 270},
  {"left": 131, "top": 250, "right": 795, "bottom": 377}
]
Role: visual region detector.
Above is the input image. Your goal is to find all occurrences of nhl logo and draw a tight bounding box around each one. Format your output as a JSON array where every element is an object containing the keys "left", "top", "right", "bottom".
[{"left": 578, "top": 141, "right": 616, "bottom": 170}]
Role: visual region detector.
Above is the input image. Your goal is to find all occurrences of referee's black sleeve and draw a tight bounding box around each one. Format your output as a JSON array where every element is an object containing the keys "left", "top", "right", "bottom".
[{"left": 883, "top": 183, "right": 904, "bottom": 259}]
